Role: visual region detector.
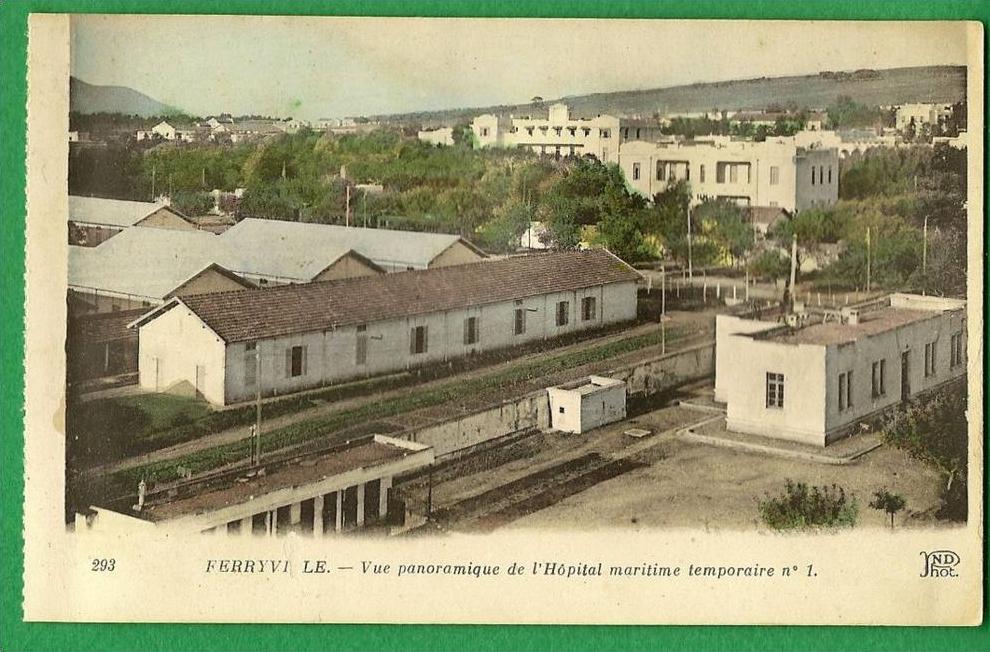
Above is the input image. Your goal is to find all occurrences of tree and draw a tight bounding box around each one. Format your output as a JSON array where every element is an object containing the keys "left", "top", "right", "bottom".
[
  {"left": 643, "top": 179, "right": 692, "bottom": 262},
  {"left": 693, "top": 199, "right": 754, "bottom": 267},
  {"left": 826, "top": 95, "right": 879, "bottom": 129},
  {"left": 882, "top": 386, "right": 968, "bottom": 521},
  {"left": 869, "top": 489, "right": 907, "bottom": 529}
]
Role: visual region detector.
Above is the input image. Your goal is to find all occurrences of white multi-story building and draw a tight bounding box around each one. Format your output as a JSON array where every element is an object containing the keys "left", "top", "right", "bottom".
[
  {"left": 618, "top": 137, "right": 839, "bottom": 212},
  {"left": 470, "top": 103, "right": 661, "bottom": 164},
  {"left": 715, "top": 294, "right": 967, "bottom": 446},
  {"left": 895, "top": 103, "right": 953, "bottom": 132}
]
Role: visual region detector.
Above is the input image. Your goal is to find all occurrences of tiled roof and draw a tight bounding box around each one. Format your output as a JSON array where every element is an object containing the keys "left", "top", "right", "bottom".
[
  {"left": 172, "top": 249, "right": 641, "bottom": 343},
  {"left": 70, "top": 308, "right": 147, "bottom": 343}
]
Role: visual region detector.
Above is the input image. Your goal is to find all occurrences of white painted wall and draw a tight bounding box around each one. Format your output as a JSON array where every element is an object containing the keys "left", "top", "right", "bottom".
[
  {"left": 619, "top": 139, "right": 839, "bottom": 212},
  {"left": 714, "top": 315, "right": 781, "bottom": 403},
  {"left": 547, "top": 376, "right": 626, "bottom": 434},
  {"left": 219, "top": 280, "right": 638, "bottom": 404},
  {"left": 138, "top": 303, "right": 227, "bottom": 404},
  {"left": 723, "top": 335, "right": 828, "bottom": 445},
  {"left": 822, "top": 307, "right": 967, "bottom": 438}
]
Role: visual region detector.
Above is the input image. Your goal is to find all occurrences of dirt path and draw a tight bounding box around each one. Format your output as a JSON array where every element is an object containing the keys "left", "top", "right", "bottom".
[{"left": 79, "top": 311, "right": 717, "bottom": 480}]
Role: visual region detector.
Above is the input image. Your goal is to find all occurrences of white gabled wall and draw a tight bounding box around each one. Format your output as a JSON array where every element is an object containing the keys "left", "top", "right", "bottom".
[
  {"left": 138, "top": 304, "right": 227, "bottom": 405},
  {"left": 723, "top": 334, "right": 829, "bottom": 446}
]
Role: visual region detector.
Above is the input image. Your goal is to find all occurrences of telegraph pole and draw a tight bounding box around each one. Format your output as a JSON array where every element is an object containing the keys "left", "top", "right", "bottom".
[
  {"left": 922, "top": 216, "right": 928, "bottom": 274},
  {"left": 686, "top": 205, "right": 693, "bottom": 279},
  {"left": 345, "top": 185, "right": 351, "bottom": 227},
  {"left": 865, "top": 227, "right": 872, "bottom": 294},
  {"left": 253, "top": 346, "right": 262, "bottom": 465}
]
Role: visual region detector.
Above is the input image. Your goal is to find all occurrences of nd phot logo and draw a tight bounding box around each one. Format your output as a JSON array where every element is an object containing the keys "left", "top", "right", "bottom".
[{"left": 919, "top": 550, "right": 960, "bottom": 578}]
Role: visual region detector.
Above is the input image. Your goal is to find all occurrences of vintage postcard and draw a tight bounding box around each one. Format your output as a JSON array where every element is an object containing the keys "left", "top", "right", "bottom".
[{"left": 20, "top": 14, "right": 983, "bottom": 625}]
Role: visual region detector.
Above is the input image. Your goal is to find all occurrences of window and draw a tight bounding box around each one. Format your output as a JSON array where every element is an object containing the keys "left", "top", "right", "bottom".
[
  {"left": 766, "top": 372, "right": 784, "bottom": 408},
  {"left": 838, "top": 371, "right": 853, "bottom": 411},
  {"left": 924, "top": 341, "right": 937, "bottom": 377},
  {"left": 636, "top": 128, "right": 642, "bottom": 139},
  {"left": 286, "top": 345, "right": 306, "bottom": 378},
  {"left": 245, "top": 342, "right": 257, "bottom": 351},
  {"left": 811, "top": 166, "right": 816, "bottom": 186},
  {"left": 480, "top": 127, "right": 489, "bottom": 137},
  {"left": 463, "top": 316, "right": 479, "bottom": 345},
  {"left": 699, "top": 164, "right": 706, "bottom": 183},
  {"left": 716, "top": 163, "right": 726, "bottom": 184},
  {"left": 554, "top": 127, "right": 562, "bottom": 136},
  {"left": 950, "top": 332, "right": 964, "bottom": 367},
  {"left": 632, "top": 162, "right": 641, "bottom": 181},
  {"left": 514, "top": 308, "right": 526, "bottom": 335},
  {"left": 527, "top": 127, "right": 534, "bottom": 136},
  {"left": 600, "top": 129, "right": 610, "bottom": 138},
  {"left": 656, "top": 161, "right": 665, "bottom": 181},
  {"left": 581, "top": 296, "right": 597, "bottom": 321},
  {"left": 410, "top": 325, "right": 428, "bottom": 355},
  {"left": 871, "top": 359, "right": 886, "bottom": 398},
  {"left": 355, "top": 325, "right": 367, "bottom": 366},
  {"left": 769, "top": 166, "right": 780, "bottom": 185},
  {"left": 556, "top": 301, "right": 570, "bottom": 327},
  {"left": 729, "top": 165, "right": 739, "bottom": 183},
  {"left": 828, "top": 166, "right": 833, "bottom": 184}
]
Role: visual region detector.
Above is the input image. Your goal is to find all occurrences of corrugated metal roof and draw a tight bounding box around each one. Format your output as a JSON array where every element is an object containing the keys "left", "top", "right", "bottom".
[
  {"left": 221, "top": 218, "right": 482, "bottom": 271},
  {"left": 69, "top": 196, "right": 171, "bottom": 228},
  {"left": 69, "top": 229, "right": 242, "bottom": 300},
  {"left": 170, "top": 249, "right": 641, "bottom": 343}
]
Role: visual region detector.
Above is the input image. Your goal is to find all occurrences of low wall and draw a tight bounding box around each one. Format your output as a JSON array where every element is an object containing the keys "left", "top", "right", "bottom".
[{"left": 401, "top": 340, "right": 715, "bottom": 459}]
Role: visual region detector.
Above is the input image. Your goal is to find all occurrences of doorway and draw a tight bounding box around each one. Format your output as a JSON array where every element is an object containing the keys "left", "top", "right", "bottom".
[{"left": 900, "top": 350, "right": 911, "bottom": 402}]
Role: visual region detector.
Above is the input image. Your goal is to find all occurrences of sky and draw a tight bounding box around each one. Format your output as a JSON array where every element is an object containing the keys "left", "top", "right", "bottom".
[{"left": 70, "top": 16, "right": 972, "bottom": 121}]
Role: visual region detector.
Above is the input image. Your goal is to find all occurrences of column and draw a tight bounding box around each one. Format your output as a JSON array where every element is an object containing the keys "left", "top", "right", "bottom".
[
  {"left": 240, "top": 516, "right": 252, "bottom": 535},
  {"left": 335, "top": 492, "right": 343, "bottom": 532},
  {"left": 290, "top": 501, "right": 301, "bottom": 526},
  {"left": 356, "top": 483, "right": 366, "bottom": 527},
  {"left": 380, "top": 477, "right": 392, "bottom": 518},
  {"left": 313, "top": 495, "right": 324, "bottom": 536}
]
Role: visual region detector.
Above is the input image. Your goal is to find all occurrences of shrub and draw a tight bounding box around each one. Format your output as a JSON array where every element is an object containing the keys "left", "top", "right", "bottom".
[{"left": 759, "top": 480, "right": 858, "bottom": 530}]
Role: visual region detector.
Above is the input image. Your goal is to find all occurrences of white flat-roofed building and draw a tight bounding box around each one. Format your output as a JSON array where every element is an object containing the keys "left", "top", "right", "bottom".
[
  {"left": 131, "top": 249, "right": 641, "bottom": 405},
  {"left": 547, "top": 375, "right": 627, "bottom": 434},
  {"left": 895, "top": 103, "right": 953, "bottom": 132},
  {"left": 471, "top": 103, "right": 658, "bottom": 164},
  {"left": 619, "top": 137, "right": 839, "bottom": 212},
  {"left": 715, "top": 294, "right": 967, "bottom": 446},
  {"left": 75, "top": 435, "right": 434, "bottom": 536},
  {"left": 417, "top": 127, "right": 455, "bottom": 146}
]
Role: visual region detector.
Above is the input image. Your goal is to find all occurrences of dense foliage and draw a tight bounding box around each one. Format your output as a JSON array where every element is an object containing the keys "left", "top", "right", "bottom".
[
  {"left": 759, "top": 480, "right": 858, "bottom": 530},
  {"left": 882, "top": 386, "right": 968, "bottom": 521}
]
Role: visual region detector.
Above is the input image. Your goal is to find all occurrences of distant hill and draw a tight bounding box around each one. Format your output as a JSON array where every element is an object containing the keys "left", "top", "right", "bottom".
[
  {"left": 70, "top": 77, "right": 178, "bottom": 117},
  {"left": 377, "top": 65, "right": 967, "bottom": 127}
]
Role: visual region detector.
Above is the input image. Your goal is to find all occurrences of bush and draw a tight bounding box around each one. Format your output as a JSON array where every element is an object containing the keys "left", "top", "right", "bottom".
[{"left": 759, "top": 480, "right": 858, "bottom": 530}]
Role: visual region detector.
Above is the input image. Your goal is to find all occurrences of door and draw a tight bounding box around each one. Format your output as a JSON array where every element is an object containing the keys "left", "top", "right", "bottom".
[{"left": 900, "top": 350, "right": 911, "bottom": 402}]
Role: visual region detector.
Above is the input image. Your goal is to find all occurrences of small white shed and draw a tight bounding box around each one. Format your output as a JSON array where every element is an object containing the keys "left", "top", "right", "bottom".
[{"left": 547, "top": 375, "right": 627, "bottom": 434}]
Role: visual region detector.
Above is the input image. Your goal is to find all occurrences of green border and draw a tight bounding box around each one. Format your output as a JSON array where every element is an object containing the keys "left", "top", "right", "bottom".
[{"left": 1, "top": 1, "right": 987, "bottom": 650}]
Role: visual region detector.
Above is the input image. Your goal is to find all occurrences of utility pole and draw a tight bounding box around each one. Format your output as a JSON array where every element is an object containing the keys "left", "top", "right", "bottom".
[
  {"left": 865, "top": 226, "right": 872, "bottom": 294},
  {"left": 253, "top": 346, "right": 262, "bottom": 465},
  {"left": 345, "top": 185, "right": 351, "bottom": 227},
  {"left": 922, "top": 215, "right": 928, "bottom": 274},
  {"left": 788, "top": 233, "right": 798, "bottom": 309},
  {"left": 661, "top": 266, "right": 666, "bottom": 318},
  {"left": 686, "top": 205, "right": 693, "bottom": 279},
  {"left": 151, "top": 166, "right": 156, "bottom": 200}
]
